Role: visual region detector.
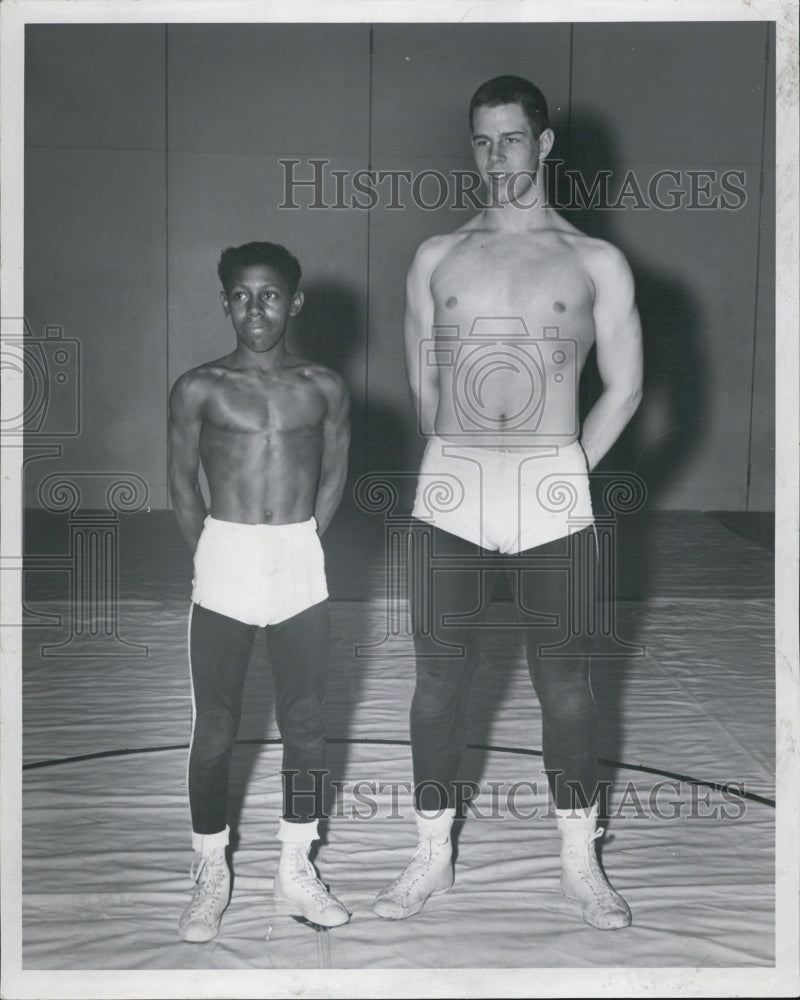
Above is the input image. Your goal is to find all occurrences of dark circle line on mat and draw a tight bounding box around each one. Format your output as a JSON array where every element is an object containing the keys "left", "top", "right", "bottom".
[{"left": 21, "top": 737, "right": 776, "bottom": 808}]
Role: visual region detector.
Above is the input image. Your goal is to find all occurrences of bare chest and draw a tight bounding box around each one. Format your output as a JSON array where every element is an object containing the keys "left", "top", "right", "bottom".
[
  {"left": 203, "top": 372, "right": 326, "bottom": 436},
  {"left": 431, "top": 237, "right": 595, "bottom": 343}
]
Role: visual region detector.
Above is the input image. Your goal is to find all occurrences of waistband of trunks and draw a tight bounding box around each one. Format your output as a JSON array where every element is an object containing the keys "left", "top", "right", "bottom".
[
  {"left": 203, "top": 515, "right": 318, "bottom": 536},
  {"left": 432, "top": 436, "right": 586, "bottom": 460}
]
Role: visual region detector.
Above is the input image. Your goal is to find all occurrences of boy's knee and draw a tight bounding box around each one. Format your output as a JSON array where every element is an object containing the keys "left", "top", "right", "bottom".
[{"left": 192, "top": 708, "right": 238, "bottom": 764}]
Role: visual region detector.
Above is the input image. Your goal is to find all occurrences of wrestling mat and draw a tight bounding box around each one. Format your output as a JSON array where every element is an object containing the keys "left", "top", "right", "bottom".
[{"left": 13, "top": 511, "right": 783, "bottom": 995}]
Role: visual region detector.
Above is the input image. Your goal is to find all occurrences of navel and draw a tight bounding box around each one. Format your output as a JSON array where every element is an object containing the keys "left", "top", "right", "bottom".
[
  {"left": 445, "top": 296, "right": 458, "bottom": 309},
  {"left": 553, "top": 301, "right": 566, "bottom": 313}
]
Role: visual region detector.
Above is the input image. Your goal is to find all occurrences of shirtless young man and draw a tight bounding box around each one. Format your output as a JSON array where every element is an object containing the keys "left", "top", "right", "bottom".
[
  {"left": 372, "top": 76, "right": 643, "bottom": 929},
  {"left": 168, "top": 241, "right": 350, "bottom": 942}
]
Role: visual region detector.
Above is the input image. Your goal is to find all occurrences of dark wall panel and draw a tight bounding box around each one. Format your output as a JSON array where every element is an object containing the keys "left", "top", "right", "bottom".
[
  {"left": 570, "top": 21, "right": 771, "bottom": 509},
  {"left": 24, "top": 26, "right": 167, "bottom": 508},
  {"left": 167, "top": 24, "right": 370, "bottom": 156},
  {"left": 25, "top": 24, "right": 165, "bottom": 150},
  {"left": 370, "top": 23, "right": 573, "bottom": 158}
]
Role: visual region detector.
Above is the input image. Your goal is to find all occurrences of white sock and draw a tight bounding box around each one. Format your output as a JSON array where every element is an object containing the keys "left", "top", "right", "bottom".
[
  {"left": 415, "top": 807, "right": 456, "bottom": 838},
  {"left": 277, "top": 817, "right": 318, "bottom": 845},
  {"left": 191, "top": 825, "right": 229, "bottom": 854},
  {"left": 555, "top": 803, "right": 598, "bottom": 821}
]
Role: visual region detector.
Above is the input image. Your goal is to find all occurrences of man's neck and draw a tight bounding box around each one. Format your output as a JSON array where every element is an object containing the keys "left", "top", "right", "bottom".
[{"left": 480, "top": 187, "right": 556, "bottom": 233}]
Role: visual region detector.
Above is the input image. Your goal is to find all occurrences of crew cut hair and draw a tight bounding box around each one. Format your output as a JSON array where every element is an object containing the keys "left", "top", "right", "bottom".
[{"left": 469, "top": 75, "right": 551, "bottom": 138}]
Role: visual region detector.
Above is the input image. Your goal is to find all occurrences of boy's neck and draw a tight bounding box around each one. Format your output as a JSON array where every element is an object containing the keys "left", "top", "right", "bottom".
[{"left": 231, "top": 340, "right": 289, "bottom": 371}]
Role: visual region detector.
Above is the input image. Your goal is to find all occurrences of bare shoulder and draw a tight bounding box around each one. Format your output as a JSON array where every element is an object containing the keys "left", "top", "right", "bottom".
[
  {"left": 570, "top": 234, "right": 634, "bottom": 291},
  {"left": 169, "top": 357, "right": 231, "bottom": 409},
  {"left": 292, "top": 359, "right": 349, "bottom": 404},
  {"left": 410, "top": 230, "right": 467, "bottom": 276}
]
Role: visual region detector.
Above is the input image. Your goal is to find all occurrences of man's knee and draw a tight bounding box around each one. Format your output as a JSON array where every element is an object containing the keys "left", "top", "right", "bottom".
[
  {"left": 412, "top": 660, "right": 466, "bottom": 714},
  {"left": 277, "top": 695, "right": 325, "bottom": 752},
  {"left": 532, "top": 663, "right": 596, "bottom": 720}
]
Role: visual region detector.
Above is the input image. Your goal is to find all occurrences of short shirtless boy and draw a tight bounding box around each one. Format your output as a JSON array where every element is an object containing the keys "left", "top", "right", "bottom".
[{"left": 168, "top": 241, "right": 350, "bottom": 941}]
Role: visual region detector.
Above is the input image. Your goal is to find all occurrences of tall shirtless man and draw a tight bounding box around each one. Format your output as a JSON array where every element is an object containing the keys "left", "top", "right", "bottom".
[
  {"left": 372, "top": 76, "right": 643, "bottom": 929},
  {"left": 169, "top": 241, "right": 350, "bottom": 942}
]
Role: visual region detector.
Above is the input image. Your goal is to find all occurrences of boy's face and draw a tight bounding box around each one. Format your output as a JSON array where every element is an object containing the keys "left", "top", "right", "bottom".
[{"left": 220, "top": 264, "right": 303, "bottom": 354}]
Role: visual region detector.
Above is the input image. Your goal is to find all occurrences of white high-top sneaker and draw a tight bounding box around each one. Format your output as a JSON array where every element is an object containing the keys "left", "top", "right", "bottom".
[
  {"left": 372, "top": 809, "right": 455, "bottom": 920},
  {"left": 556, "top": 804, "right": 631, "bottom": 930},
  {"left": 178, "top": 828, "right": 231, "bottom": 943},
  {"left": 273, "top": 819, "right": 350, "bottom": 928}
]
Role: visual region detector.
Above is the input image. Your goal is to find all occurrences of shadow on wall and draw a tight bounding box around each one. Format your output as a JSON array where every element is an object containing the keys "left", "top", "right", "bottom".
[
  {"left": 552, "top": 111, "right": 707, "bottom": 509},
  {"left": 288, "top": 278, "right": 414, "bottom": 602},
  {"left": 289, "top": 277, "right": 416, "bottom": 487},
  {"left": 284, "top": 280, "right": 415, "bottom": 804}
]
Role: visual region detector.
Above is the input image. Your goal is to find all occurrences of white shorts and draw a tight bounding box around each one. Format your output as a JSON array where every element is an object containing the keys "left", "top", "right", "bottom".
[
  {"left": 412, "top": 437, "right": 593, "bottom": 554},
  {"left": 191, "top": 516, "right": 328, "bottom": 627}
]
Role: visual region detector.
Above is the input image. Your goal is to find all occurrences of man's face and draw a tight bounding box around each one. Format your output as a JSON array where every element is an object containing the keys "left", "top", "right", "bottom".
[
  {"left": 471, "top": 103, "right": 552, "bottom": 206},
  {"left": 221, "top": 264, "right": 303, "bottom": 354}
]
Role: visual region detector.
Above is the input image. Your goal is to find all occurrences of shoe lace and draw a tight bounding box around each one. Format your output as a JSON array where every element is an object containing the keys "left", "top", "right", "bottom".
[
  {"left": 187, "top": 853, "right": 226, "bottom": 918},
  {"left": 388, "top": 839, "right": 435, "bottom": 899},
  {"left": 288, "top": 852, "right": 334, "bottom": 905},
  {"left": 569, "top": 828, "right": 624, "bottom": 906}
]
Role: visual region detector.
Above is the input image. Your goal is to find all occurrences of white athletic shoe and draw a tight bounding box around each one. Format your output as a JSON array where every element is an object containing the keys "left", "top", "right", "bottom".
[
  {"left": 372, "top": 810, "right": 455, "bottom": 920},
  {"left": 178, "top": 847, "right": 231, "bottom": 943},
  {"left": 274, "top": 843, "right": 350, "bottom": 928},
  {"left": 556, "top": 805, "right": 631, "bottom": 930}
]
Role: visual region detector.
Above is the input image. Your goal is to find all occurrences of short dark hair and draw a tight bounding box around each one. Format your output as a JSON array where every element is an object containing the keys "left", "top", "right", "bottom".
[
  {"left": 469, "top": 75, "right": 551, "bottom": 139},
  {"left": 217, "top": 241, "right": 302, "bottom": 294}
]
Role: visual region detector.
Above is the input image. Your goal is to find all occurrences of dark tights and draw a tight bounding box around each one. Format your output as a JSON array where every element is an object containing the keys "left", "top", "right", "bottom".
[
  {"left": 409, "top": 522, "right": 599, "bottom": 812},
  {"left": 188, "top": 600, "right": 329, "bottom": 834}
]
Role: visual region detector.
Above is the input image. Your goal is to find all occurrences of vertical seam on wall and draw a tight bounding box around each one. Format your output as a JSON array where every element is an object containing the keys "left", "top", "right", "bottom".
[
  {"left": 364, "top": 24, "right": 374, "bottom": 473},
  {"left": 164, "top": 25, "right": 170, "bottom": 507},
  {"left": 745, "top": 22, "right": 771, "bottom": 511},
  {"left": 566, "top": 22, "right": 574, "bottom": 166}
]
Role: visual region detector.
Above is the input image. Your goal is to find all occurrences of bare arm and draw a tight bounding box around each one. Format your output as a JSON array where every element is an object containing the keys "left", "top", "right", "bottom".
[
  {"left": 580, "top": 244, "right": 643, "bottom": 470},
  {"left": 168, "top": 373, "right": 207, "bottom": 552},
  {"left": 404, "top": 239, "right": 443, "bottom": 436},
  {"left": 314, "top": 370, "right": 350, "bottom": 535}
]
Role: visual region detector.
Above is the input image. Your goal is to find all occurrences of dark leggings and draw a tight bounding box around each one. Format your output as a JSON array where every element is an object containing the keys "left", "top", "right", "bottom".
[
  {"left": 410, "top": 522, "right": 599, "bottom": 812},
  {"left": 188, "top": 600, "right": 330, "bottom": 834}
]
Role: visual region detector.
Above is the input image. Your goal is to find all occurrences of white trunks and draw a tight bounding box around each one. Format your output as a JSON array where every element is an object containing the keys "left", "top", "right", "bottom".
[
  {"left": 191, "top": 516, "right": 328, "bottom": 626},
  {"left": 412, "top": 437, "right": 594, "bottom": 554}
]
